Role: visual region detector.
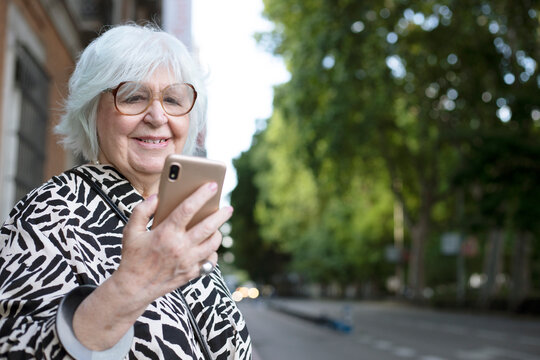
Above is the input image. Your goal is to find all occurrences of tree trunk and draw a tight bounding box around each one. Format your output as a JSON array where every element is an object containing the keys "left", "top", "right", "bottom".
[
  {"left": 478, "top": 229, "right": 504, "bottom": 308},
  {"left": 407, "top": 214, "right": 430, "bottom": 301},
  {"left": 508, "top": 231, "right": 532, "bottom": 311}
]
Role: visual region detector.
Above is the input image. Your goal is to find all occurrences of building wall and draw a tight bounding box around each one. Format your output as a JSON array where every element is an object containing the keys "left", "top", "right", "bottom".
[
  {"left": 0, "top": 0, "right": 78, "bottom": 220},
  {"left": 0, "top": 1, "right": 7, "bottom": 134},
  {"left": 0, "top": 0, "right": 164, "bottom": 221}
]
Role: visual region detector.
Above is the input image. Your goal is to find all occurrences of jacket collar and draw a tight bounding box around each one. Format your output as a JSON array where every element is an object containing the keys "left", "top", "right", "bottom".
[{"left": 74, "top": 164, "right": 145, "bottom": 220}]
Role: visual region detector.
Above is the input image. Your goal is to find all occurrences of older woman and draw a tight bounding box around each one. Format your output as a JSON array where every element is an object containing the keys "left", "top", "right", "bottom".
[{"left": 0, "top": 24, "right": 252, "bottom": 359}]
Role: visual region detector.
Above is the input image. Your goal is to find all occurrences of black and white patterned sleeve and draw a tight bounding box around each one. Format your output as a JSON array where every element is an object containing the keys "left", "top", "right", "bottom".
[{"left": 0, "top": 205, "right": 77, "bottom": 359}]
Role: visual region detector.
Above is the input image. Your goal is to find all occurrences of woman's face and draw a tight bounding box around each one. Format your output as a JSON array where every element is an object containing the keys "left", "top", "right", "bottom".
[{"left": 96, "top": 69, "right": 190, "bottom": 189}]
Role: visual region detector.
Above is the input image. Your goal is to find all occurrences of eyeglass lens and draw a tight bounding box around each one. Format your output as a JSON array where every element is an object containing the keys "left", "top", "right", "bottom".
[{"left": 115, "top": 82, "right": 195, "bottom": 116}]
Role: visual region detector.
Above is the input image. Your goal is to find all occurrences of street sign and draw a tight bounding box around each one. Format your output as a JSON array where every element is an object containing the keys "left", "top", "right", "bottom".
[
  {"left": 441, "top": 232, "right": 462, "bottom": 255},
  {"left": 385, "top": 245, "right": 402, "bottom": 263}
]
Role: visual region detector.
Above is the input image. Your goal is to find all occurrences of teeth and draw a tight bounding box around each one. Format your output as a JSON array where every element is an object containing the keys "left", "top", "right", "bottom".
[{"left": 140, "top": 139, "right": 166, "bottom": 144}]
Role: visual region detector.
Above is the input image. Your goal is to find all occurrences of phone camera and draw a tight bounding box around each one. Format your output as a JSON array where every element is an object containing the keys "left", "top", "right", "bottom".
[{"left": 168, "top": 164, "right": 180, "bottom": 180}]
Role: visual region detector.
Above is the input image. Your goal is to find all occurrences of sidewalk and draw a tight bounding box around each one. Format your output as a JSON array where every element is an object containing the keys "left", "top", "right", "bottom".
[
  {"left": 264, "top": 297, "right": 355, "bottom": 333},
  {"left": 242, "top": 298, "right": 362, "bottom": 360}
]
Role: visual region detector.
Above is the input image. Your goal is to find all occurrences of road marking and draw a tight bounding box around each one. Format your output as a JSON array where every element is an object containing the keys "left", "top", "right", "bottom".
[
  {"left": 456, "top": 347, "right": 502, "bottom": 360},
  {"left": 393, "top": 347, "right": 416, "bottom": 358},
  {"left": 456, "top": 346, "right": 540, "bottom": 360},
  {"left": 360, "top": 333, "right": 445, "bottom": 360},
  {"left": 373, "top": 340, "right": 392, "bottom": 350}
]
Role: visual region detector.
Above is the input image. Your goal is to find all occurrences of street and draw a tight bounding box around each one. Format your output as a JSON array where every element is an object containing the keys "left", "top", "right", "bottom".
[{"left": 239, "top": 299, "right": 540, "bottom": 360}]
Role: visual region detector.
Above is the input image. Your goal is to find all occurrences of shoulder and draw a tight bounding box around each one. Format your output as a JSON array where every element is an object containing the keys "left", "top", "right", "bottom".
[
  {"left": 3, "top": 170, "right": 81, "bottom": 228},
  {"left": 0, "top": 172, "right": 83, "bottom": 285}
]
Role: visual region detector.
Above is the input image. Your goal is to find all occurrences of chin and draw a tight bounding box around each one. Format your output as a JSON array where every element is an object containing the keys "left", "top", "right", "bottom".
[{"left": 133, "top": 158, "right": 168, "bottom": 175}]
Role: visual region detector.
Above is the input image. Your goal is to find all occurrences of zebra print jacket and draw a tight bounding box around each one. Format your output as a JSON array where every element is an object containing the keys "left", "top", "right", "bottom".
[{"left": 0, "top": 164, "right": 252, "bottom": 359}]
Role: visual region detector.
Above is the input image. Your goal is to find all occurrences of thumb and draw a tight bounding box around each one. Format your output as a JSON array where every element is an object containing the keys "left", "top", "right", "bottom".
[{"left": 126, "top": 194, "right": 158, "bottom": 233}]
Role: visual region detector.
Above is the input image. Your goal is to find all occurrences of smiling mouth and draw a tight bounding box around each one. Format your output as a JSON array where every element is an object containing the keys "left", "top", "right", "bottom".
[{"left": 138, "top": 138, "right": 168, "bottom": 144}]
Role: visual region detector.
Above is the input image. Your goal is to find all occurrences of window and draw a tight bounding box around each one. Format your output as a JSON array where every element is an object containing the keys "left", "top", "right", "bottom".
[{"left": 14, "top": 46, "right": 49, "bottom": 202}]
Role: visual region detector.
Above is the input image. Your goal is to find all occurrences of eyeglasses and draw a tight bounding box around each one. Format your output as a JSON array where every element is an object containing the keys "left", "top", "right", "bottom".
[{"left": 108, "top": 82, "right": 197, "bottom": 116}]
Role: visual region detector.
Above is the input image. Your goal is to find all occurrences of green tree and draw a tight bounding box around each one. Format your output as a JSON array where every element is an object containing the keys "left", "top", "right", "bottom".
[
  {"left": 229, "top": 130, "right": 289, "bottom": 284},
  {"left": 253, "top": 109, "right": 395, "bottom": 292},
  {"left": 259, "top": 0, "right": 540, "bottom": 300}
]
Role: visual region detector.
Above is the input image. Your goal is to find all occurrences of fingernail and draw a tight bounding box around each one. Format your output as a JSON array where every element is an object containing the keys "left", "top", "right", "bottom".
[
  {"left": 227, "top": 206, "right": 234, "bottom": 215},
  {"left": 147, "top": 194, "right": 157, "bottom": 201},
  {"left": 208, "top": 182, "right": 218, "bottom": 192}
]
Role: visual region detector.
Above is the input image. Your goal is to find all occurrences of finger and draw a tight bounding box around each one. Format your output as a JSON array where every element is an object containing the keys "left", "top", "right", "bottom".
[
  {"left": 125, "top": 194, "right": 158, "bottom": 234},
  {"left": 206, "top": 252, "right": 218, "bottom": 266},
  {"left": 188, "top": 206, "right": 233, "bottom": 244},
  {"left": 197, "top": 252, "right": 218, "bottom": 277},
  {"left": 173, "top": 250, "right": 218, "bottom": 283},
  {"left": 194, "top": 231, "right": 223, "bottom": 261},
  {"left": 164, "top": 182, "right": 219, "bottom": 230}
]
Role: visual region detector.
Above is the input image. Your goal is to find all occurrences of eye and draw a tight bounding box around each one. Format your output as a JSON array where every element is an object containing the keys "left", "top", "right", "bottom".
[
  {"left": 117, "top": 83, "right": 150, "bottom": 104},
  {"left": 164, "top": 95, "right": 183, "bottom": 106},
  {"left": 122, "top": 93, "right": 148, "bottom": 104}
]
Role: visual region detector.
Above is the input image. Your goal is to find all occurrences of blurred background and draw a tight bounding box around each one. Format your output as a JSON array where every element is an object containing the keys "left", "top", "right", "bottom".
[{"left": 1, "top": 0, "right": 539, "bottom": 359}]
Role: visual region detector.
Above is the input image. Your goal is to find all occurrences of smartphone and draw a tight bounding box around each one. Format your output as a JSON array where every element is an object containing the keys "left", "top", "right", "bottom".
[{"left": 153, "top": 154, "right": 226, "bottom": 229}]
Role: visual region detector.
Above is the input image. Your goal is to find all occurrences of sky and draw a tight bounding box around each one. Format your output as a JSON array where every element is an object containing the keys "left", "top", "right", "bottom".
[{"left": 192, "top": 0, "right": 290, "bottom": 205}]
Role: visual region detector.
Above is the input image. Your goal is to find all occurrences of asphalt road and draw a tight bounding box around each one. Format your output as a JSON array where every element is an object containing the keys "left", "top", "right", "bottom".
[{"left": 239, "top": 299, "right": 540, "bottom": 360}]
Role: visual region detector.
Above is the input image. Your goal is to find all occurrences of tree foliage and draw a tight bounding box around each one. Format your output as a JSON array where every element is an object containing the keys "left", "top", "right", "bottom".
[
  {"left": 230, "top": 0, "right": 540, "bottom": 303},
  {"left": 228, "top": 131, "right": 290, "bottom": 284}
]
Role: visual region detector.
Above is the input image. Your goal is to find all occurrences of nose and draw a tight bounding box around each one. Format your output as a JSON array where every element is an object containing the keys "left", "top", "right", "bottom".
[{"left": 143, "top": 98, "right": 168, "bottom": 126}]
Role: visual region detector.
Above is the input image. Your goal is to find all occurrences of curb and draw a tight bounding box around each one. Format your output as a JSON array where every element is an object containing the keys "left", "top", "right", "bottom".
[{"left": 267, "top": 301, "right": 353, "bottom": 334}]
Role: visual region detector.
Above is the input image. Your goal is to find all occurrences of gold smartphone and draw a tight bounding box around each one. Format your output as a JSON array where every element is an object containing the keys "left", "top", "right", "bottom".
[{"left": 153, "top": 154, "right": 227, "bottom": 229}]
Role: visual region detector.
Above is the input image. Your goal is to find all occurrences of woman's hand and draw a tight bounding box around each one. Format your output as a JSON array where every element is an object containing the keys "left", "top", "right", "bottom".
[
  {"left": 117, "top": 181, "right": 233, "bottom": 303},
  {"left": 72, "top": 182, "right": 233, "bottom": 350}
]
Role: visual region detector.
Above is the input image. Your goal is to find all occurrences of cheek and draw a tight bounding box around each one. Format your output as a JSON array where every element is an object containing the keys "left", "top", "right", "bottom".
[
  {"left": 173, "top": 117, "right": 191, "bottom": 137},
  {"left": 96, "top": 117, "right": 109, "bottom": 139},
  {"left": 96, "top": 116, "right": 117, "bottom": 145},
  {"left": 96, "top": 99, "right": 117, "bottom": 140},
  {"left": 97, "top": 109, "right": 135, "bottom": 143}
]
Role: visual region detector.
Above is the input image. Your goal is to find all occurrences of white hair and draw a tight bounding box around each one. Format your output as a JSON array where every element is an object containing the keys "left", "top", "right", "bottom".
[{"left": 55, "top": 23, "right": 207, "bottom": 160}]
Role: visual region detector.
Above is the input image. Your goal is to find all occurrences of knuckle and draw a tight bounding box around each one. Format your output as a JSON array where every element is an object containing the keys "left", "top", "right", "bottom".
[
  {"left": 194, "top": 222, "right": 215, "bottom": 239},
  {"left": 211, "top": 233, "right": 222, "bottom": 249},
  {"left": 179, "top": 199, "right": 198, "bottom": 217},
  {"left": 132, "top": 201, "right": 147, "bottom": 216},
  {"left": 202, "top": 222, "right": 216, "bottom": 237},
  {"left": 201, "top": 234, "right": 221, "bottom": 253}
]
